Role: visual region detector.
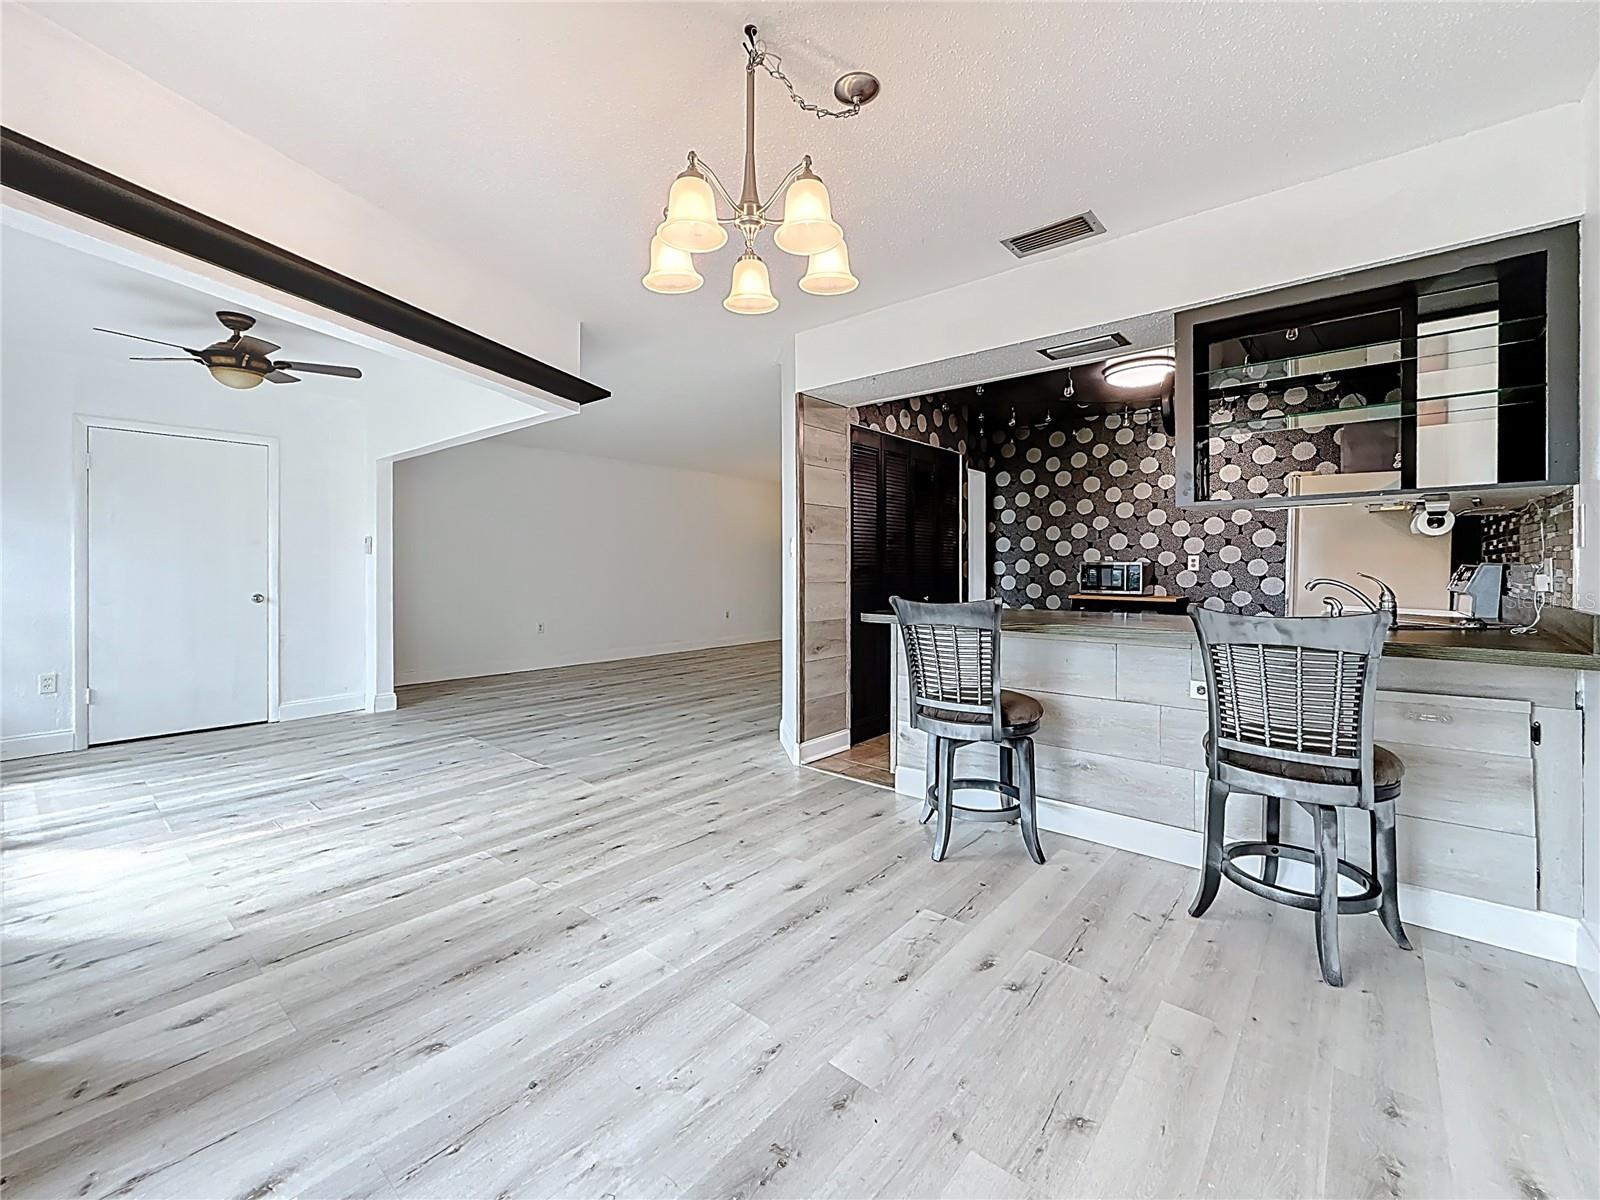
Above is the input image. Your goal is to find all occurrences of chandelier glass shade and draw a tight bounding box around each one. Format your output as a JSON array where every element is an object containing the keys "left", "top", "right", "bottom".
[
  {"left": 646, "top": 25, "right": 876, "bottom": 315},
  {"left": 799, "top": 240, "right": 858, "bottom": 295},
  {"left": 658, "top": 169, "right": 727, "bottom": 254},
  {"left": 643, "top": 235, "right": 704, "bottom": 294},
  {"left": 724, "top": 251, "right": 779, "bottom": 314},
  {"left": 773, "top": 172, "right": 843, "bottom": 256}
]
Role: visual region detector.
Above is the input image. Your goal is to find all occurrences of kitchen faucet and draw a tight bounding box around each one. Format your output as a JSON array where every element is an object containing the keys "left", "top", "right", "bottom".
[{"left": 1304, "top": 574, "right": 1398, "bottom": 629}]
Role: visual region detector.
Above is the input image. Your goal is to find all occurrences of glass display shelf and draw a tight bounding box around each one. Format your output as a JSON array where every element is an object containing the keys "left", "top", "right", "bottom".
[
  {"left": 1200, "top": 314, "right": 1547, "bottom": 392},
  {"left": 1195, "top": 384, "right": 1546, "bottom": 437}
]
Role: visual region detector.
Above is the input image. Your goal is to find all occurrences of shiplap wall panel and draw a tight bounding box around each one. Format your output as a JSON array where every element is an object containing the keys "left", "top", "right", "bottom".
[
  {"left": 1032, "top": 694, "right": 1162, "bottom": 762},
  {"left": 1001, "top": 635, "right": 1118, "bottom": 698},
  {"left": 1116, "top": 643, "right": 1206, "bottom": 709},
  {"left": 799, "top": 394, "right": 850, "bottom": 744}
]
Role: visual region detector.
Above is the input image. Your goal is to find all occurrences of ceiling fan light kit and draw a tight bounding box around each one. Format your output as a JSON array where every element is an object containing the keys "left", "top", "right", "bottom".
[
  {"left": 209, "top": 365, "right": 266, "bottom": 390},
  {"left": 644, "top": 24, "right": 875, "bottom": 313},
  {"left": 95, "top": 310, "right": 364, "bottom": 389}
]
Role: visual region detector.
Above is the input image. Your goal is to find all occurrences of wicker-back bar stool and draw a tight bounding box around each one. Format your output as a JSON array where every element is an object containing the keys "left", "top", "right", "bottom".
[
  {"left": 890, "top": 597, "right": 1045, "bottom": 865},
  {"left": 1188, "top": 608, "right": 1410, "bottom": 987}
]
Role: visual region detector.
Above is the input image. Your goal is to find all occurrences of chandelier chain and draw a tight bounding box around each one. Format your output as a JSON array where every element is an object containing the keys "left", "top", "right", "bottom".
[{"left": 750, "top": 40, "right": 861, "bottom": 120}]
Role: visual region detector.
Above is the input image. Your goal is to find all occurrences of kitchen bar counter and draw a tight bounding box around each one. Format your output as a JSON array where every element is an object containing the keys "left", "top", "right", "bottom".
[
  {"left": 867, "top": 604, "right": 1589, "bottom": 947},
  {"left": 860, "top": 607, "right": 1600, "bottom": 670}
]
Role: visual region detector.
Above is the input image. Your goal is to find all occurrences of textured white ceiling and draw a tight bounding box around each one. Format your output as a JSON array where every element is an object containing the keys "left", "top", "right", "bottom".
[{"left": 24, "top": 1, "right": 1600, "bottom": 480}]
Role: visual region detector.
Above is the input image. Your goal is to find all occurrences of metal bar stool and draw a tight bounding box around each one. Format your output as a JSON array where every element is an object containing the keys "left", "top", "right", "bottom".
[
  {"left": 890, "top": 597, "right": 1045, "bottom": 864},
  {"left": 1187, "top": 608, "right": 1410, "bottom": 987}
]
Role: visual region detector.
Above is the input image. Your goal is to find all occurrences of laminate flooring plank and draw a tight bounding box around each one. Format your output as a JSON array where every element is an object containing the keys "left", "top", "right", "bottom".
[{"left": 3, "top": 640, "right": 1595, "bottom": 1200}]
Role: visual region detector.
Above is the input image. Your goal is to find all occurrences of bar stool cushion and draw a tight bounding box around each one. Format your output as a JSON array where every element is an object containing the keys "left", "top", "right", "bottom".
[
  {"left": 923, "top": 689, "right": 1043, "bottom": 732},
  {"left": 1203, "top": 733, "right": 1404, "bottom": 788}
]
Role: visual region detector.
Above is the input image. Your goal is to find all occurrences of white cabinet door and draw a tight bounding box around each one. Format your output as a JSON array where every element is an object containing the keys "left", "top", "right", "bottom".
[{"left": 87, "top": 427, "right": 271, "bottom": 744}]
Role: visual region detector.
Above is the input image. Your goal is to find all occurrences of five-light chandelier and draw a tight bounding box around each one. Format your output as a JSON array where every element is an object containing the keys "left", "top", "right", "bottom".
[{"left": 644, "top": 24, "right": 879, "bottom": 314}]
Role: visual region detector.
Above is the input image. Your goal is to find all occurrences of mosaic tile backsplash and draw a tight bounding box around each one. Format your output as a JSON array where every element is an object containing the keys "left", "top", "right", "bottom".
[{"left": 1480, "top": 489, "right": 1576, "bottom": 607}]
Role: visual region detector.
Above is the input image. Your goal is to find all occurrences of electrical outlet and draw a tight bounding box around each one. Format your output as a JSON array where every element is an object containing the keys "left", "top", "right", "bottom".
[
  {"left": 1189, "top": 680, "right": 1207, "bottom": 700},
  {"left": 537, "top": 622, "right": 545, "bottom": 634},
  {"left": 1535, "top": 572, "right": 1553, "bottom": 594},
  {"left": 1187, "top": 554, "right": 1201, "bottom": 572},
  {"left": 725, "top": 610, "right": 731, "bottom": 620},
  {"left": 37, "top": 672, "right": 58, "bottom": 696}
]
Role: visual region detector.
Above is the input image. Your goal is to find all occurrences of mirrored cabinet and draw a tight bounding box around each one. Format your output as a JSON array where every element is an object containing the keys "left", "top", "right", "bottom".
[{"left": 1174, "top": 225, "right": 1579, "bottom": 510}]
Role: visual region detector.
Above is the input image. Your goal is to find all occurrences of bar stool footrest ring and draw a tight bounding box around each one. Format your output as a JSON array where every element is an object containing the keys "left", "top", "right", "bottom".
[
  {"left": 1220, "top": 840, "right": 1382, "bottom": 914},
  {"left": 924, "top": 777, "right": 1022, "bottom": 824}
]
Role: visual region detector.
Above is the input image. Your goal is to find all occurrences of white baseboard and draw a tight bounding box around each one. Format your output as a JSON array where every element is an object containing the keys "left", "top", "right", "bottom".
[
  {"left": 779, "top": 720, "right": 799, "bottom": 766},
  {"left": 1578, "top": 921, "right": 1600, "bottom": 1014},
  {"left": 799, "top": 730, "right": 851, "bottom": 763},
  {"left": 1, "top": 729, "right": 76, "bottom": 761},
  {"left": 394, "top": 634, "right": 782, "bottom": 688},
  {"left": 279, "top": 693, "right": 365, "bottom": 721},
  {"left": 367, "top": 692, "right": 398, "bottom": 714},
  {"left": 894, "top": 764, "right": 1585, "bottom": 967}
]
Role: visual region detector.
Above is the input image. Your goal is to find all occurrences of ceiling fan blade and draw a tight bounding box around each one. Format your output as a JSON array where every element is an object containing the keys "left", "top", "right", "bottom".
[
  {"left": 264, "top": 371, "right": 301, "bottom": 384},
  {"left": 273, "top": 361, "right": 362, "bottom": 379},
  {"left": 236, "top": 335, "right": 281, "bottom": 356},
  {"left": 95, "top": 327, "right": 199, "bottom": 353},
  {"left": 128, "top": 356, "right": 199, "bottom": 361}
]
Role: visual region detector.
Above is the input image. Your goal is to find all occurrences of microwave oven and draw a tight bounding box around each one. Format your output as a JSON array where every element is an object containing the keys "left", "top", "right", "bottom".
[{"left": 1079, "top": 561, "right": 1147, "bottom": 594}]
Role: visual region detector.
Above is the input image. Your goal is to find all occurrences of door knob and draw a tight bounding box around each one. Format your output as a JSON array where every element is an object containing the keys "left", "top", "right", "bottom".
[{"left": 251, "top": 593, "right": 265, "bottom": 604}]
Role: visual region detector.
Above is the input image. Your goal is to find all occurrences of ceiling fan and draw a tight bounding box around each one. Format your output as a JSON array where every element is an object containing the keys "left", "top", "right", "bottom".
[{"left": 94, "top": 311, "right": 364, "bottom": 390}]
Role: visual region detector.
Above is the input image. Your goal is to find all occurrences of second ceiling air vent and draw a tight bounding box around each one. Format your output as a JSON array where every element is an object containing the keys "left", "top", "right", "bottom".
[{"left": 1000, "top": 210, "right": 1106, "bottom": 258}]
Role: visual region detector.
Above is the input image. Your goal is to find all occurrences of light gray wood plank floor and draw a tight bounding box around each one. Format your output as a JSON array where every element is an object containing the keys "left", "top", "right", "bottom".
[{"left": 3, "top": 641, "right": 1594, "bottom": 1199}]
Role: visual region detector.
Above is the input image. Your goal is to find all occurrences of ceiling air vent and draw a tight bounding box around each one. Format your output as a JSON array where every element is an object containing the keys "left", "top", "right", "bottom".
[
  {"left": 1001, "top": 211, "right": 1106, "bottom": 258},
  {"left": 1038, "top": 332, "right": 1129, "bottom": 361}
]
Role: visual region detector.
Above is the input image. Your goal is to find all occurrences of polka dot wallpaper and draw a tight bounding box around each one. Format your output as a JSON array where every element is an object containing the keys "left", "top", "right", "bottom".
[{"left": 849, "top": 390, "right": 1347, "bottom": 616}]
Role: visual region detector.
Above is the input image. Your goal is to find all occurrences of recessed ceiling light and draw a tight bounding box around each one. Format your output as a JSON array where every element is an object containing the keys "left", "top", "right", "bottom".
[
  {"left": 1037, "top": 332, "right": 1129, "bottom": 361},
  {"left": 1102, "top": 348, "right": 1176, "bottom": 389}
]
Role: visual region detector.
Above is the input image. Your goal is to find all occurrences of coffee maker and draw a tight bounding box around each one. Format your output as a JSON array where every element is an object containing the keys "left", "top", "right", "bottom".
[{"left": 1447, "top": 563, "right": 1506, "bottom": 623}]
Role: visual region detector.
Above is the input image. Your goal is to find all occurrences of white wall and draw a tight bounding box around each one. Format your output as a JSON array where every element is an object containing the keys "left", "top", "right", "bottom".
[
  {"left": 779, "top": 350, "right": 799, "bottom": 760},
  {"left": 1575, "top": 69, "right": 1600, "bottom": 1012},
  {"left": 1, "top": 351, "right": 369, "bottom": 752},
  {"left": 393, "top": 440, "right": 781, "bottom": 685},
  {"left": 795, "top": 103, "right": 1589, "bottom": 394}
]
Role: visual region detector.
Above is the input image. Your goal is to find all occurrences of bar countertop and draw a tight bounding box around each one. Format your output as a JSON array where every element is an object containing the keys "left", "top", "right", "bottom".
[{"left": 859, "top": 608, "right": 1600, "bottom": 670}]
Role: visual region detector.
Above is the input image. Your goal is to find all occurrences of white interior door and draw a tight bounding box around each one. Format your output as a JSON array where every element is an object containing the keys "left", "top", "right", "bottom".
[{"left": 87, "top": 426, "right": 272, "bottom": 744}]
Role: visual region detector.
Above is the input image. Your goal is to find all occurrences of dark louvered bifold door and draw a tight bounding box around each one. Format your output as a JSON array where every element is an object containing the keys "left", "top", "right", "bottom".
[
  {"left": 849, "top": 425, "right": 963, "bottom": 742},
  {"left": 850, "top": 427, "right": 890, "bottom": 740},
  {"left": 850, "top": 435, "right": 880, "bottom": 572}
]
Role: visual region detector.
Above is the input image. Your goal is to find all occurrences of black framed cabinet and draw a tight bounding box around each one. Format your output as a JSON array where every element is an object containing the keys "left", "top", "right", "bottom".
[{"left": 1173, "top": 225, "right": 1579, "bottom": 511}]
